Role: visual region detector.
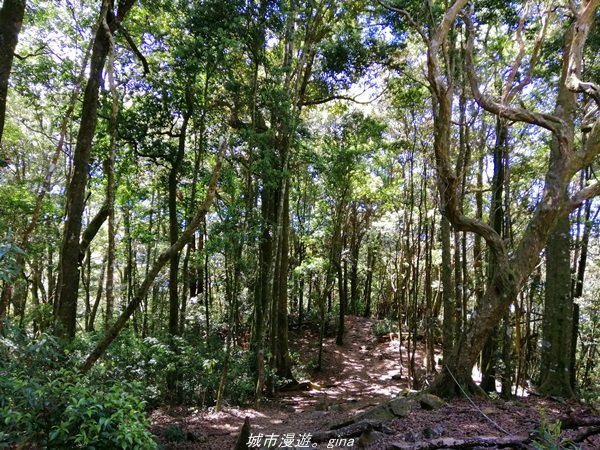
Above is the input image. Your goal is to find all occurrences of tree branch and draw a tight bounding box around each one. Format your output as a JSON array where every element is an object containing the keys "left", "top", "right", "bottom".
[
  {"left": 504, "top": 0, "right": 553, "bottom": 103},
  {"left": 79, "top": 203, "right": 110, "bottom": 263},
  {"left": 13, "top": 44, "right": 47, "bottom": 61},
  {"left": 570, "top": 181, "right": 600, "bottom": 210},
  {"left": 463, "top": 13, "right": 566, "bottom": 134},
  {"left": 376, "top": 0, "right": 427, "bottom": 43},
  {"left": 565, "top": 0, "right": 598, "bottom": 96},
  {"left": 302, "top": 92, "right": 381, "bottom": 107},
  {"left": 383, "top": 435, "right": 532, "bottom": 450},
  {"left": 121, "top": 28, "right": 149, "bottom": 75},
  {"left": 424, "top": 0, "right": 507, "bottom": 261}
]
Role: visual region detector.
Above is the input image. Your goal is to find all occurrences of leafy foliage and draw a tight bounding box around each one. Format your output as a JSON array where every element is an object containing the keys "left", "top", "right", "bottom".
[
  {"left": 0, "top": 232, "right": 26, "bottom": 283},
  {"left": 531, "top": 411, "right": 577, "bottom": 450},
  {"left": 88, "top": 329, "right": 257, "bottom": 408},
  {"left": 0, "top": 326, "right": 157, "bottom": 449}
]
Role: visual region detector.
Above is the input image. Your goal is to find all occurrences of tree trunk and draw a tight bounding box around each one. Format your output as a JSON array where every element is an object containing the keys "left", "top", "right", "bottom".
[
  {"left": 364, "top": 239, "right": 375, "bottom": 318},
  {"left": 539, "top": 216, "right": 574, "bottom": 397},
  {"left": 440, "top": 216, "right": 453, "bottom": 364},
  {"left": 166, "top": 103, "right": 191, "bottom": 402},
  {"left": 0, "top": 0, "right": 26, "bottom": 144},
  {"left": 348, "top": 207, "right": 361, "bottom": 315},
  {"left": 426, "top": 0, "right": 600, "bottom": 397},
  {"left": 104, "top": 30, "right": 118, "bottom": 330},
  {"left": 538, "top": 15, "right": 581, "bottom": 397},
  {"left": 88, "top": 256, "right": 106, "bottom": 332},
  {"left": 274, "top": 183, "right": 294, "bottom": 380},
  {"left": 168, "top": 89, "right": 193, "bottom": 337},
  {"left": 55, "top": 0, "right": 135, "bottom": 339},
  {"left": 481, "top": 117, "right": 509, "bottom": 393},
  {"left": 251, "top": 168, "right": 274, "bottom": 396}
]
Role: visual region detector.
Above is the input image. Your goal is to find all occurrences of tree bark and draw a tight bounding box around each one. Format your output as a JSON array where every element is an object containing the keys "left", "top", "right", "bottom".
[
  {"left": 538, "top": 15, "right": 580, "bottom": 398},
  {"left": 104, "top": 21, "right": 118, "bottom": 330},
  {"left": 481, "top": 116, "right": 509, "bottom": 393},
  {"left": 428, "top": 0, "right": 600, "bottom": 397},
  {"left": 168, "top": 94, "right": 192, "bottom": 337},
  {"left": 0, "top": 0, "right": 26, "bottom": 144},
  {"left": 364, "top": 239, "right": 375, "bottom": 318},
  {"left": 55, "top": 0, "right": 135, "bottom": 339},
  {"left": 539, "top": 215, "right": 574, "bottom": 397}
]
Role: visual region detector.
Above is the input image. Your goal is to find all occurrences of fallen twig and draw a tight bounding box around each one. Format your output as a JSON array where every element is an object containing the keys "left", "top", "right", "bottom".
[{"left": 559, "top": 415, "right": 600, "bottom": 429}]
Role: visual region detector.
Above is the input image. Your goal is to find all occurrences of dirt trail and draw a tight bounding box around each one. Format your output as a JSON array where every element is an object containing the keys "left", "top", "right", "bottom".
[
  {"left": 152, "top": 315, "right": 413, "bottom": 449},
  {"left": 150, "top": 316, "right": 600, "bottom": 450}
]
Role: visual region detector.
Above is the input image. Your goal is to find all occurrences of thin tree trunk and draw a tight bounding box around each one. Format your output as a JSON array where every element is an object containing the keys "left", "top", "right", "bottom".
[
  {"left": 364, "top": 239, "right": 375, "bottom": 318},
  {"left": 88, "top": 256, "right": 107, "bottom": 332},
  {"left": 104, "top": 18, "right": 118, "bottom": 330},
  {"left": 440, "top": 216, "right": 453, "bottom": 364},
  {"left": 79, "top": 143, "right": 223, "bottom": 374},
  {"left": 168, "top": 93, "right": 192, "bottom": 337}
]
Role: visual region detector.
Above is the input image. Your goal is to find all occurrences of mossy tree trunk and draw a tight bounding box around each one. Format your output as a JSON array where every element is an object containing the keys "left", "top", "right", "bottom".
[
  {"left": 412, "top": 0, "right": 600, "bottom": 398},
  {"left": 0, "top": 0, "right": 26, "bottom": 145},
  {"left": 55, "top": 0, "right": 135, "bottom": 339}
]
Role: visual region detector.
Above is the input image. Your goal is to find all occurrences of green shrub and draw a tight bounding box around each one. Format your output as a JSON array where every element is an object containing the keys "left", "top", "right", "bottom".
[
  {"left": 0, "top": 326, "right": 157, "bottom": 449},
  {"left": 91, "top": 330, "right": 224, "bottom": 407},
  {"left": 304, "top": 307, "right": 338, "bottom": 336},
  {"left": 162, "top": 424, "right": 187, "bottom": 443},
  {"left": 373, "top": 318, "right": 398, "bottom": 338}
]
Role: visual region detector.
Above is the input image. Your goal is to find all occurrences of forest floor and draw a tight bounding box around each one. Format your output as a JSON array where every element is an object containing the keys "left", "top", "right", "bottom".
[{"left": 150, "top": 315, "right": 600, "bottom": 449}]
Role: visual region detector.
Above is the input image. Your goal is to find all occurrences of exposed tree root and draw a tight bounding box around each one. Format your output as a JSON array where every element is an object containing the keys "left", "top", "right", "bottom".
[
  {"left": 233, "top": 417, "right": 251, "bottom": 450},
  {"left": 383, "top": 434, "right": 533, "bottom": 449},
  {"left": 559, "top": 415, "right": 600, "bottom": 429},
  {"left": 574, "top": 426, "right": 600, "bottom": 443},
  {"left": 311, "top": 419, "right": 394, "bottom": 443},
  {"left": 427, "top": 369, "right": 486, "bottom": 399}
]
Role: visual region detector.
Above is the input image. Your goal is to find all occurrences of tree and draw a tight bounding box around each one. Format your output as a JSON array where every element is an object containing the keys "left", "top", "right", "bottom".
[
  {"left": 80, "top": 145, "right": 224, "bottom": 373},
  {"left": 0, "top": 0, "right": 26, "bottom": 145},
  {"left": 55, "top": 0, "right": 135, "bottom": 338},
  {"left": 238, "top": 0, "right": 388, "bottom": 394},
  {"left": 316, "top": 110, "right": 383, "bottom": 344},
  {"left": 421, "top": 0, "right": 600, "bottom": 397}
]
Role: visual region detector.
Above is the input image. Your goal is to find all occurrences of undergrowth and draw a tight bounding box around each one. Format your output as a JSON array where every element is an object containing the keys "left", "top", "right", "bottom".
[{"left": 0, "top": 321, "right": 261, "bottom": 448}]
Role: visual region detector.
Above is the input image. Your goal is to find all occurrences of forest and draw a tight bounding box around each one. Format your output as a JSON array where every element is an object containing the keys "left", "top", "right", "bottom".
[{"left": 3, "top": 0, "right": 600, "bottom": 448}]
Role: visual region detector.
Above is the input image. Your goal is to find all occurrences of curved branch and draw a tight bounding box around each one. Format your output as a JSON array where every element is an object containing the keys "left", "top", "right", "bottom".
[
  {"left": 463, "top": 14, "right": 566, "bottom": 134},
  {"left": 565, "top": 0, "right": 600, "bottom": 108},
  {"left": 377, "top": 0, "right": 427, "bottom": 43},
  {"left": 79, "top": 203, "right": 110, "bottom": 263},
  {"left": 122, "top": 28, "right": 150, "bottom": 75},
  {"left": 425, "top": 0, "right": 506, "bottom": 260},
  {"left": 302, "top": 87, "right": 387, "bottom": 106},
  {"left": 570, "top": 182, "right": 600, "bottom": 210},
  {"left": 302, "top": 94, "right": 369, "bottom": 106},
  {"left": 435, "top": 0, "right": 469, "bottom": 46},
  {"left": 565, "top": 0, "right": 598, "bottom": 98},
  {"left": 504, "top": 0, "right": 553, "bottom": 103}
]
